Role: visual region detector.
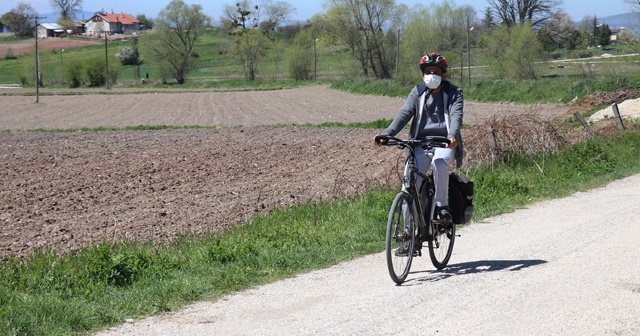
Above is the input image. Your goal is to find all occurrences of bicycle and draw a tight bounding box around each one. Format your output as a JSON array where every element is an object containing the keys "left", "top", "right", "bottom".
[{"left": 375, "top": 135, "right": 457, "bottom": 284}]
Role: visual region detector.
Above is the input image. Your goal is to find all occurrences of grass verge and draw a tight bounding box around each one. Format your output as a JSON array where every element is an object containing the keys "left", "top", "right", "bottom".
[{"left": 1, "top": 128, "right": 640, "bottom": 335}]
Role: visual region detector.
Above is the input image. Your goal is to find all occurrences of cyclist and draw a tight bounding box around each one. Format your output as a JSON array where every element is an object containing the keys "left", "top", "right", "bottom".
[{"left": 374, "top": 52, "right": 464, "bottom": 223}]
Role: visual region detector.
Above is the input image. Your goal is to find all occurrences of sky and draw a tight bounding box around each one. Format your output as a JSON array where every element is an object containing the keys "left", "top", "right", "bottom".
[{"left": 0, "top": 0, "right": 632, "bottom": 24}]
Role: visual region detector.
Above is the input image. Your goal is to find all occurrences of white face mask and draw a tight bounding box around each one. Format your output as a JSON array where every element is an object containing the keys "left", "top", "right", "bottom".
[{"left": 423, "top": 74, "right": 442, "bottom": 89}]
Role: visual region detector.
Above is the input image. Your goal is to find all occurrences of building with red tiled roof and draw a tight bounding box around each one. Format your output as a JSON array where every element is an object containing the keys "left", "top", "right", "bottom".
[{"left": 85, "top": 12, "right": 140, "bottom": 36}]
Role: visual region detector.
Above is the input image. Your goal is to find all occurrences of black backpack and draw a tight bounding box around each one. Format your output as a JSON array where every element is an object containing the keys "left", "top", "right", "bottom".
[{"left": 448, "top": 173, "right": 474, "bottom": 224}]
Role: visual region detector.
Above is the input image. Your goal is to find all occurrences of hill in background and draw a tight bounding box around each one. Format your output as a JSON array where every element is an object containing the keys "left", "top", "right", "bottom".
[{"left": 577, "top": 12, "right": 640, "bottom": 34}]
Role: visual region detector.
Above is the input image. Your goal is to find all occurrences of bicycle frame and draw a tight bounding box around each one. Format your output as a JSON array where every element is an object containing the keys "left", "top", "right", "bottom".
[{"left": 401, "top": 146, "right": 436, "bottom": 243}]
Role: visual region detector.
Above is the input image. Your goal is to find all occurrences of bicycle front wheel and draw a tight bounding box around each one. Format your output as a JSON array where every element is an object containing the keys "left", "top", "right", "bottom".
[
  {"left": 428, "top": 221, "right": 456, "bottom": 269},
  {"left": 386, "top": 192, "right": 416, "bottom": 284}
]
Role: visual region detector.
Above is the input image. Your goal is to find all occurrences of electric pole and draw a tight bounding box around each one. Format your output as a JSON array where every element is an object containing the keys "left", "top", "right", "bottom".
[{"left": 25, "top": 14, "right": 46, "bottom": 103}]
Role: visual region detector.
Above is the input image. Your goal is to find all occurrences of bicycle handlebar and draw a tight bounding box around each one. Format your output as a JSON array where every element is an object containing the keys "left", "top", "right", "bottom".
[{"left": 375, "top": 135, "right": 450, "bottom": 149}]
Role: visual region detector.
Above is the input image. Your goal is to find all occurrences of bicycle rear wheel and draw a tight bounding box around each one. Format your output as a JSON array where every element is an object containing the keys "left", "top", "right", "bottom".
[
  {"left": 428, "top": 221, "right": 455, "bottom": 269},
  {"left": 386, "top": 192, "right": 416, "bottom": 284}
]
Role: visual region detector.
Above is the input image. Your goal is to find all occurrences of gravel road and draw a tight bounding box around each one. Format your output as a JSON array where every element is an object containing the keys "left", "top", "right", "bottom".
[{"left": 96, "top": 173, "right": 640, "bottom": 336}]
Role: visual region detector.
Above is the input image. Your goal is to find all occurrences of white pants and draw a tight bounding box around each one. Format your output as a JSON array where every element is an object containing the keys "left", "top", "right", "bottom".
[
  {"left": 401, "top": 147, "right": 454, "bottom": 232},
  {"left": 413, "top": 147, "right": 454, "bottom": 207}
]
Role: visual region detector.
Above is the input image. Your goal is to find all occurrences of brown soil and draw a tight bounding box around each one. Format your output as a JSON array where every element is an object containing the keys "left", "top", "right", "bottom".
[
  {"left": 567, "top": 86, "right": 640, "bottom": 115},
  {"left": 0, "top": 85, "right": 615, "bottom": 258},
  {"left": 0, "top": 37, "right": 100, "bottom": 58}
]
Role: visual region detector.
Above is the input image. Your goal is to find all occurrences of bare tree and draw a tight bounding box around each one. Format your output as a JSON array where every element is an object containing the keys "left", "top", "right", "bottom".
[
  {"left": 221, "top": 0, "right": 295, "bottom": 32},
  {"left": 259, "top": 0, "right": 295, "bottom": 31},
  {"left": 325, "top": 0, "right": 397, "bottom": 79},
  {"left": 223, "top": 0, "right": 258, "bottom": 30},
  {"left": 625, "top": 0, "right": 640, "bottom": 12},
  {"left": 141, "top": 0, "right": 210, "bottom": 84},
  {"left": 487, "top": 0, "right": 562, "bottom": 27},
  {"left": 49, "top": 0, "right": 83, "bottom": 20}
]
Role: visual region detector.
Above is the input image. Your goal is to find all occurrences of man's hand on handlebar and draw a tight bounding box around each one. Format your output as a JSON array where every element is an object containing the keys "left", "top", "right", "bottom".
[
  {"left": 374, "top": 135, "right": 387, "bottom": 146},
  {"left": 446, "top": 137, "right": 458, "bottom": 149}
]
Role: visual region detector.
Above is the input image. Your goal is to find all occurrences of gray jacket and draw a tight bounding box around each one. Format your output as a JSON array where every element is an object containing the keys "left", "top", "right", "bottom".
[{"left": 382, "top": 81, "right": 464, "bottom": 167}]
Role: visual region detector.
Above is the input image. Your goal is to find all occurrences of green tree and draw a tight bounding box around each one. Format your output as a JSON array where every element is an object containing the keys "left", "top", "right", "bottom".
[
  {"left": 136, "top": 14, "right": 154, "bottom": 29},
  {"left": 567, "top": 30, "right": 587, "bottom": 50},
  {"left": 230, "top": 28, "right": 272, "bottom": 80},
  {"left": 482, "top": 6, "right": 496, "bottom": 30},
  {"left": 140, "top": 0, "right": 210, "bottom": 84},
  {"left": 589, "top": 16, "right": 599, "bottom": 46},
  {"left": 596, "top": 24, "right": 612, "bottom": 46},
  {"left": 482, "top": 24, "right": 544, "bottom": 79},
  {"left": 537, "top": 26, "right": 557, "bottom": 52},
  {"left": 1, "top": 2, "right": 36, "bottom": 36}
]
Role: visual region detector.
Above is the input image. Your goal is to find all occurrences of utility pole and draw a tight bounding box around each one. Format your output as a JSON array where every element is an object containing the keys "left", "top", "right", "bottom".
[
  {"left": 25, "top": 14, "right": 46, "bottom": 103},
  {"left": 314, "top": 38, "right": 318, "bottom": 80},
  {"left": 468, "top": 25, "right": 474, "bottom": 87},
  {"left": 395, "top": 29, "right": 400, "bottom": 78},
  {"left": 60, "top": 49, "right": 64, "bottom": 83},
  {"left": 104, "top": 31, "right": 110, "bottom": 89}
]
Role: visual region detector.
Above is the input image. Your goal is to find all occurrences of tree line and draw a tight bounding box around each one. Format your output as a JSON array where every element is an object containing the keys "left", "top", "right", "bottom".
[
  {"left": 217, "top": 0, "right": 637, "bottom": 83},
  {"left": 3, "top": 0, "right": 638, "bottom": 86}
]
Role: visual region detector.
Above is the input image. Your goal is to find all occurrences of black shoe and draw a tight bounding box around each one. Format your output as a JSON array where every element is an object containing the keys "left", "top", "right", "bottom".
[
  {"left": 394, "top": 241, "right": 411, "bottom": 257},
  {"left": 436, "top": 206, "right": 453, "bottom": 224},
  {"left": 395, "top": 237, "right": 420, "bottom": 257}
]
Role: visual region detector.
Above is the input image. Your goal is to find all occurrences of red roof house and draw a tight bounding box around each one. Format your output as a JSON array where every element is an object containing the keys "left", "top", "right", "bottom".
[{"left": 85, "top": 12, "right": 140, "bottom": 36}]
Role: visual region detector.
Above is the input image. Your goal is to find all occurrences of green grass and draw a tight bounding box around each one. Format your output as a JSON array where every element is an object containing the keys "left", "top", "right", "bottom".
[
  {"left": 0, "top": 192, "right": 392, "bottom": 335},
  {"left": 2, "top": 125, "right": 640, "bottom": 335},
  {"left": 329, "top": 75, "right": 640, "bottom": 104}
]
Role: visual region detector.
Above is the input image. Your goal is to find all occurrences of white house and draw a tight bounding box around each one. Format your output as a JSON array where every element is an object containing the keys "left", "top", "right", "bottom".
[{"left": 85, "top": 12, "right": 140, "bottom": 36}]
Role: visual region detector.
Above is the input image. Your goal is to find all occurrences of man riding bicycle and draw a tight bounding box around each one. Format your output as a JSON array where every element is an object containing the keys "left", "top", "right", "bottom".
[{"left": 374, "top": 52, "right": 464, "bottom": 223}]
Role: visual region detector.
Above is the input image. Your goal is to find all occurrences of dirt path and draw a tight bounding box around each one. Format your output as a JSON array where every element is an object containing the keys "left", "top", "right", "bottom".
[{"left": 96, "top": 174, "right": 640, "bottom": 335}]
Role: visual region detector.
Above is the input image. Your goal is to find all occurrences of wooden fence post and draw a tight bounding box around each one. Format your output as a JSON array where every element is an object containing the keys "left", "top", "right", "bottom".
[
  {"left": 611, "top": 103, "right": 625, "bottom": 130},
  {"left": 486, "top": 124, "right": 497, "bottom": 162},
  {"left": 573, "top": 112, "right": 591, "bottom": 132}
]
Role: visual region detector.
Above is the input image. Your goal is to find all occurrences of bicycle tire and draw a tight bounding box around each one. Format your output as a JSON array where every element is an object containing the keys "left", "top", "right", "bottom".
[
  {"left": 386, "top": 192, "right": 416, "bottom": 284},
  {"left": 428, "top": 220, "right": 455, "bottom": 269}
]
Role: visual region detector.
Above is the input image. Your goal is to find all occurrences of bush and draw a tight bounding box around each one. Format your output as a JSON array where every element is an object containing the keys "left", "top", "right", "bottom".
[
  {"left": 63, "top": 60, "right": 84, "bottom": 88},
  {"left": 18, "top": 74, "right": 28, "bottom": 86},
  {"left": 286, "top": 46, "right": 313, "bottom": 80},
  {"left": 481, "top": 24, "right": 544, "bottom": 80},
  {"left": 85, "top": 58, "right": 106, "bottom": 87},
  {"left": 4, "top": 48, "right": 16, "bottom": 60},
  {"left": 115, "top": 46, "right": 140, "bottom": 66}
]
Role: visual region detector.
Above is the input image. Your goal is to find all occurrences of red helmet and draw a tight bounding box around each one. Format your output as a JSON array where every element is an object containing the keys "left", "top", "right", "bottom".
[{"left": 419, "top": 52, "right": 448, "bottom": 73}]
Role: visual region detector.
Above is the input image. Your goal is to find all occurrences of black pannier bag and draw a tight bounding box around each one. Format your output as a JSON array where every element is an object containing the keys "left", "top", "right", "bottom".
[{"left": 448, "top": 173, "right": 474, "bottom": 224}]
